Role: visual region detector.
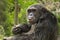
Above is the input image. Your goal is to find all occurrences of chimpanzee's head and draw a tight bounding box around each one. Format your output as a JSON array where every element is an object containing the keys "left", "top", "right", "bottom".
[{"left": 27, "top": 4, "right": 45, "bottom": 24}]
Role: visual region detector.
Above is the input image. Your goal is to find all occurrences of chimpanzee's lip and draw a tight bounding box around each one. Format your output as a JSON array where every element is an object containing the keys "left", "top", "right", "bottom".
[
  {"left": 29, "top": 20, "right": 35, "bottom": 24},
  {"left": 28, "top": 19, "right": 34, "bottom": 22},
  {"left": 28, "top": 18, "right": 34, "bottom": 21},
  {"left": 29, "top": 20, "right": 33, "bottom": 21},
  {"left": 29, "top": 20, "right": 33, "bottom": 22}
]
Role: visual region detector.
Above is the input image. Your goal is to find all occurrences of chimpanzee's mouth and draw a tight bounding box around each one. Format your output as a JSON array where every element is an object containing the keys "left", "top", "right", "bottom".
[
  {"left": 28, "top": 20, "right": 35, "bottom": 24},
  {"left": 28, "top": 19, "right": 34, "bottom": 22}
]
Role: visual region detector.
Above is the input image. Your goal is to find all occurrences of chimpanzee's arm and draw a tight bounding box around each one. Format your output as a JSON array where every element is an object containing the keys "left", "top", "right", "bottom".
[{"left": 12, "top": 24, "right": 31, "bottom": 35}]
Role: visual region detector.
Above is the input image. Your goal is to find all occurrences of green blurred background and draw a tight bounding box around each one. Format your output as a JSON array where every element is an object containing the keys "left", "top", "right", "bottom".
[{"left": 0, "top": 0, "right": 60, "bottom": 40}]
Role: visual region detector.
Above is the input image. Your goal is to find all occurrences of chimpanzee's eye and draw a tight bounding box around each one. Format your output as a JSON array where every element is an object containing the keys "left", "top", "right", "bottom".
[
  {"left": 28, "top": 9, "right": 31, "bottom": 13},
  {"left": 27, "top": 9, "right": 36, "bottom": 13},
  {"left": 32, "top": 9, "right": 36, "bottom": 12}
]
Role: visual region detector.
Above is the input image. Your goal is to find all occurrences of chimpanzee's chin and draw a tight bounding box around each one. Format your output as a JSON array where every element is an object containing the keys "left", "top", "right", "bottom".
[{"left": 29, "top": 21, "right": 35, "bottom": 25}]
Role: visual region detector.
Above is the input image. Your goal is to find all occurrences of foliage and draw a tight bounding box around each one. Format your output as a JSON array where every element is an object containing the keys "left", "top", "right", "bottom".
[{"left": 0, "top": 0, "right": 7, "bottom": 25}]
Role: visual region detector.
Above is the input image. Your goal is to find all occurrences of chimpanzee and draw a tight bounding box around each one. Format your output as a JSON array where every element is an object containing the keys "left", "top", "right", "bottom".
[{"left": 4, "top": 4, "right": 58, "bottom": 40}]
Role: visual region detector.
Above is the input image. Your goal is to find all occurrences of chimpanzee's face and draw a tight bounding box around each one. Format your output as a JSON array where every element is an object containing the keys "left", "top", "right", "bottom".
[{"left": 27, "top": 6, "right": 40, "bottom": 24}]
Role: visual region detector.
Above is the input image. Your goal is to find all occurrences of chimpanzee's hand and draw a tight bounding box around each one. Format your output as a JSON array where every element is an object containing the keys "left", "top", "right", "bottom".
[
  {"left": 12, "top": 24, "right": 31, "bottom": 35},
  {"left": 12, "top": 24, "right": 22, "bottom": 35}
]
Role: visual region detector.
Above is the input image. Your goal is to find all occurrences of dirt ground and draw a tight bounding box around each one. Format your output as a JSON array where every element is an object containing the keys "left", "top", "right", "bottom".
[
  {"left": 3, "top": 35, "right": 60, "bottom": 40},
  {"left": 57, "top": 35, "right": 60, "bottom": 40}
]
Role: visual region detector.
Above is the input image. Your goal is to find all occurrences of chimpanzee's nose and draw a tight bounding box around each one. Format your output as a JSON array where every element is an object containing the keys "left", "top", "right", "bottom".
[
  {"left": 28, "top": 13, "right": 34, "bottom": 19},
  {"left": 28, "top": 16, "right": 32, "bottom": 19}
]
